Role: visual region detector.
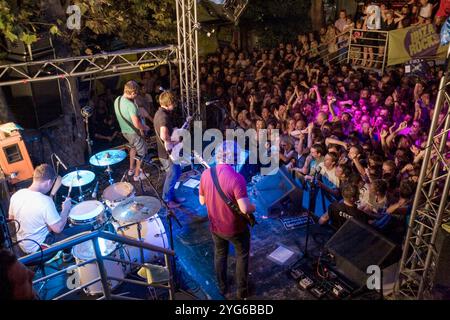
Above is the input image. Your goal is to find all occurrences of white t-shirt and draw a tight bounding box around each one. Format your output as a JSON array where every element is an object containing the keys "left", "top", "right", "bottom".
[
  {"left": 9, "top": 189, "right": 61, "bottom": 253},
  {"left": 318, "top": 163, "right": 340, "bottom": 188},
  {"left": 419, "top": 3, "right": 433, "bottom": 18}
]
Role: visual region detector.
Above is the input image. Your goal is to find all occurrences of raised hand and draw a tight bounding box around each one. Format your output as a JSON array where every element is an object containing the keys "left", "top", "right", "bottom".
[
  {"left": 398, "top": 121, "right": 408, "bottom": 131},
  {"left": 389, "top": 123, "right": 396, "bottom": 135}
]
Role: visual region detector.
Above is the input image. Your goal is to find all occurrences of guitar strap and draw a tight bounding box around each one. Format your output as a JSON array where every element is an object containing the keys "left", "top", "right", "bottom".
[
  {"left": 210, "top": 166, "right": 242, "bottom": 220},
  {"left": 116, "top": 96, "right": 142, "bottom": 137}
]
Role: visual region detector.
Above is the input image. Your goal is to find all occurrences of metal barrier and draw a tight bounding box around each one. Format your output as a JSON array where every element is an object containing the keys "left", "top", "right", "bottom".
[
  {"left": 19, "top": 230, "right": 175, "bottom": 300},
  {"left": 311, "top": 28, "right": 389, "bottom": 73}
]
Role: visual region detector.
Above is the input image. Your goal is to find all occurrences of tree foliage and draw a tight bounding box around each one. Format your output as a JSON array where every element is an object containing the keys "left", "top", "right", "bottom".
[
  {"left": 240, "top": 0, "right": 312, "bottom": 48},
  {"left": 0, "top": 0, "right": 177, "bottom": 55}
]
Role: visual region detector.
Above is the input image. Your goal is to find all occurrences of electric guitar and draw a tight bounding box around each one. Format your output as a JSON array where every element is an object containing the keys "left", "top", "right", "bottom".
[
  {"left": 165, "top": 116, "right": 193, "bottom": 164},
  {"left": 193, "top": 150, "right": 257, "bottom": 227}
]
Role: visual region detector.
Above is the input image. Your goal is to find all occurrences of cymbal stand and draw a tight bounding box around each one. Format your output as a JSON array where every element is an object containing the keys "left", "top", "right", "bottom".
[
  {"left": 136, "top": 156, "right": 182, "bottom": 288},
  {"left": 116, "top": 220, "right": 145, "bottom": 266},
  {"left": 75, "top": 169, "right": 85, "bottom": 202},
  {"left": 106, "top": 165, "right": 114, "bottom": 185}
]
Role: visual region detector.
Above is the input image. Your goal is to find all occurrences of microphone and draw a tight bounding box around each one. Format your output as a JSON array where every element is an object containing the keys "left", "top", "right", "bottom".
[
  {"left": 53, "top": 153, "right": 68, "bottom": 170},
  {"left": 91, "top": 181, "right": 99, "bottom": 199},
  {"left": 205, "top": 100, "right": 220, "bottom": 106}
]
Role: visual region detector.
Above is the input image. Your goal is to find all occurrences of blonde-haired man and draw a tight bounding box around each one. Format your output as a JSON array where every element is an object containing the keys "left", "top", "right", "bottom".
[
  {"left": 153, "top": 90, "right": 184, "bottom": 208},
  {"left": 114, "top": 80, "right": 150, "bottom": 181}
]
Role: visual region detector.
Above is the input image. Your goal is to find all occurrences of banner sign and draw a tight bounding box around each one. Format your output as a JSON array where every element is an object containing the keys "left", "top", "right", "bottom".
[{"left": 387, "top": 23, "right": 448, "bottom": 66}]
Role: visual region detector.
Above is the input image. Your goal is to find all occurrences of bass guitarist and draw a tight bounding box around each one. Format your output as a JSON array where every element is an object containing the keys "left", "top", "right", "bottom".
[
  {"left": 153, "top": 90, "right": 186, "bottom": 209},
  {"left": 199, "top": 140, "right": 256, "bottom": 299}
]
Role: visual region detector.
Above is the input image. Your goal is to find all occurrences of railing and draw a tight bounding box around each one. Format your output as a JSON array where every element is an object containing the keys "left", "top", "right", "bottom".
[
  {"left": 310, "top": 28, "right": 389, "bottom": 73},
  {"left": 19, "top": 230, "right": 175, "bottom": 300}
]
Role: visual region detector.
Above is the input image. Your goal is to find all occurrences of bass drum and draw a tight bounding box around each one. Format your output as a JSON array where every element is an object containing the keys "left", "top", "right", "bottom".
[
  {"left": 113, "top": 214, "right": 168, "bottom": 267},
  {"left": 72, "top": 239, "right": 124, "bottom": 295}
]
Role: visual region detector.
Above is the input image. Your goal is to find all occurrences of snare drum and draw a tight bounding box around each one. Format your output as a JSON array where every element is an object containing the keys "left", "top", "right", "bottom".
[
  {"left": 102, "top": 182, "right": 135, "bottom": 210},
  {"left": 113, "top": 215, "right": 168, "bottom": 265},
  {"left": 69, "top": 200, "right": 106, "bottom": 228},
  {"left": 72, "top": 239, "right": 124, "bottom": 295}
]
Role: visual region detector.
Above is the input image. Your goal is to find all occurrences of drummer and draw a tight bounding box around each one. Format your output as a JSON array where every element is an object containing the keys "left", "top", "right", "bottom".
[{"left": 8, "top": 164, "right": 91, "bottom": 261}]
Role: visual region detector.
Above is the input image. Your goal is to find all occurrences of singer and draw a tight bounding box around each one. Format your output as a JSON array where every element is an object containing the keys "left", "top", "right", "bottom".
[{"left": 8, "top": 164, "right": 91, "bottom": 261}]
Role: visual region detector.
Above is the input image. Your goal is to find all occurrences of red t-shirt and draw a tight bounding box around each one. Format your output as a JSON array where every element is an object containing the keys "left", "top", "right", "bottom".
[{"left": 199, "top": 164, "right": 248, "bottom": 237}]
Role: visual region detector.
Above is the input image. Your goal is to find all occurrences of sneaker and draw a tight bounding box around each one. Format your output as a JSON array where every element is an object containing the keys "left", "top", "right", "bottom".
[
  {"left": 167, "top": 201, "right": 181, "bottom": 209},
  {"left": 133, "top": 171, "right": 147, "bottom": 181}
]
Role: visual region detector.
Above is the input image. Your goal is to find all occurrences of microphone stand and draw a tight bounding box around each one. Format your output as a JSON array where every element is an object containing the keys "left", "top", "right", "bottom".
[
  {"left": 135, "top": 156, "right": 182, "bottom": 288},
  {"left": 300, "top": 169, "right": 319, "bottom": 261}
]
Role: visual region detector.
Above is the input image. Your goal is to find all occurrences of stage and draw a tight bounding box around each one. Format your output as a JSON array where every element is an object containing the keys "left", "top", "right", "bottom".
[{"left": 32, "top": 158, "right": 361, "bottom": 300}]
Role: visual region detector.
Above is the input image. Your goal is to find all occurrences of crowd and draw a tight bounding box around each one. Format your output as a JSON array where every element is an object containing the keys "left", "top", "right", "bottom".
[
  {"left": 193, "top": 11, "right": 446, "bottom": 246},
  {"left": 85, "top": 1, "right": 447, "bottom": 251}
]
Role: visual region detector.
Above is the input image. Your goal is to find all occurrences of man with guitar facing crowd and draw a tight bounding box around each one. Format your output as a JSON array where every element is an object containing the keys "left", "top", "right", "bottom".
[
  {"left": 198, "top": 141, "right": 256, "bottom": 300},
  {"left": 153, "top": 90, "right": 188, "bottom": 209},
  {"left": 114, "top": 80, "right": 149, "bottom": 181}
]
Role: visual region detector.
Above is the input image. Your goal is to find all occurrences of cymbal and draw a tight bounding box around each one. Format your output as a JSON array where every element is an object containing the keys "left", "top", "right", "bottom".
[
  {"left": 89, "top": 149, "right": 127, "bottom": 167},
  {"left": 61, "top": 170, "right": 95, "bottom": 187},
  {"left": 112, "top": 196, "right": 161, "bottom": 223}
]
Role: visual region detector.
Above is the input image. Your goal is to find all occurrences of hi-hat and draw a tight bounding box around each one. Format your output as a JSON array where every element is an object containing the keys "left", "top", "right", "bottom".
[
  {"left": 89, "top": 149, "right": 127, "bottom": 167},
  {"left": 62, "top": 170, "right": 95, "bottom": 187},
  {"left": 112, "top": 196, "right": 161, "bottom": 223}
]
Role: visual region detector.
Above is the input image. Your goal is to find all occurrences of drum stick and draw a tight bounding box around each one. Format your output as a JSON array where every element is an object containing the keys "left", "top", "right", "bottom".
[{"left": 67, "top": 180, "right": 73, "bottom": 198}]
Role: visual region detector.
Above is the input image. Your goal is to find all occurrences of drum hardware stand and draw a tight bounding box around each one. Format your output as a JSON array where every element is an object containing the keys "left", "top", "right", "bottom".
[
  {"left": 105, "top": 165, "right": 114, "bottom": 185},
  {"left": 75, "top": 169, "right": 85, "bottom": 202},
  {"left": 116, "top": 220, "right": 146, "bottom": 265},
  {"left": 136, "top": 156, "right": 183, "bottom": 289}
]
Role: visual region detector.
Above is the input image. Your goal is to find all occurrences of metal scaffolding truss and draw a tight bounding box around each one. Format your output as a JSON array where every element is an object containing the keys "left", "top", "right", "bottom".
[
  {"left": 0, "top": 45, "right": 178, "bottom": 87},
  {"left": 176, "top": 0, "right": 201, "bottom": 118},
  {"left": 394, "top": 45, "right": 450, "bottom": 299}
]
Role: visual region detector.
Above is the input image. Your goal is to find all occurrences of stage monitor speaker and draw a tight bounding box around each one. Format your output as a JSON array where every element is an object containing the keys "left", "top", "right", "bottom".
[
  {"left": 0, "top": 125, "right": 34, "bottom": 184},
  {"left": 2, "top": 65, "right": 63, "bottom": 129},
  {"left": 432, "top": 223, "right": 450, "bottom": 297},
  {"left": 325, "top": 218, "right": 397, "bottom": 288},
  {"left": 254, "top": 165, "right": 298, "bottom": 213}
]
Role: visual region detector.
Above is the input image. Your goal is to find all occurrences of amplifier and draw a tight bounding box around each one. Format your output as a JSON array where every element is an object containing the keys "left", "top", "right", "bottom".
[{"left": 0, "top": 124, "right": 34, "bottom": 184}]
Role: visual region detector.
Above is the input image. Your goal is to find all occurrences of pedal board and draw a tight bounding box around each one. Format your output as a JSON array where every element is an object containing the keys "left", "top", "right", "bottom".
[
  {"left": 280, "top": 215, "right": 315, "bottom": 230},
  {"left": 290, "top": 267, "right": 305, "bottom": 280},
  {"left": 299, "top": 276, "right": 314, "bottom": 290},
  {"left": 310, "top": 285, "right": 328, "bottom": 299}
]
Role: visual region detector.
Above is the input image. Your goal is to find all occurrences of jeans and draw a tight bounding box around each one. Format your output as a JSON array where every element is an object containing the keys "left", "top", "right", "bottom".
[
  {"left": 160, "top": 158, "right": 181, "bottom": 202},
  {"left": 211, "top": 229, "right": 250, "bottom": 297}
]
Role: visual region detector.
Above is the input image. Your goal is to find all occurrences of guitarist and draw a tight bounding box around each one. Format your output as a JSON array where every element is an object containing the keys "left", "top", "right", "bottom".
[
  {"left": 114, "top": 80, "right": 149, "bottom": 181},
  {"left": 199, "top": 141, "right": 256, "bottom": 299},
  {"left": 153, "top": 90, "right": 185, "bottom": 209}
]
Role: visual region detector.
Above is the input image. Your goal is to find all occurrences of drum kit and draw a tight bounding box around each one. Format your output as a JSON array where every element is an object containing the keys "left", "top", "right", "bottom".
[{"left": 61, "top": 149, "right": 168, "bottom": 295}]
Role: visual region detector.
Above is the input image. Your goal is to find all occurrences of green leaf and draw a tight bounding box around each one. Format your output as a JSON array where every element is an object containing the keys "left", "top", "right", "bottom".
[
  {"left": 50, "top": 25, "right": 59, "bottom": 35},
  {"left": 19, "top": 33, "right": 37, "bottom": 45},
  {"left": 5, "top": 30, "right": 18, "bottom": 42}
]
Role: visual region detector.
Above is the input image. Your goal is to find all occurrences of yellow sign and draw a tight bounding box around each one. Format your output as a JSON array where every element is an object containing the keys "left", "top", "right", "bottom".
[
  {"left": 139, "top": 60, "right": 168, "bottom": 71},
  {"left": 387, "top": 24, "right": 448, "bottom": 66}
]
